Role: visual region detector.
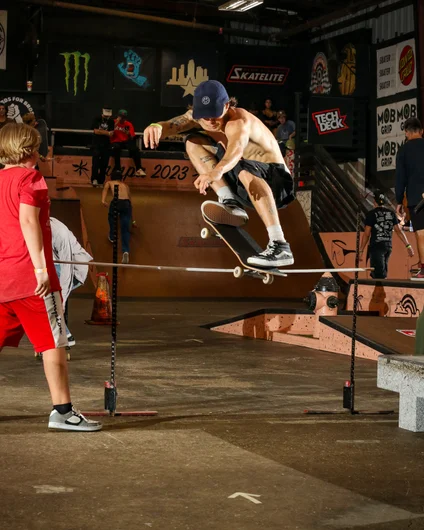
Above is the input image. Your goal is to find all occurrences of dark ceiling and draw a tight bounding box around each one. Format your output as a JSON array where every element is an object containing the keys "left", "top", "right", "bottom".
[{"left": 67, "top": 0, "right": 386, "bottom": 36}]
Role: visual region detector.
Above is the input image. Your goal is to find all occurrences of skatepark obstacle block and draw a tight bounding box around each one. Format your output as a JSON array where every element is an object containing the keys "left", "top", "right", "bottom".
[{"left": 377, "top": 355, "right": 424, "bottom": 432}]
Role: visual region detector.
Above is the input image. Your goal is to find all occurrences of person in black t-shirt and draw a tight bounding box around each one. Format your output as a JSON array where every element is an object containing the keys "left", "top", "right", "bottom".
[
  {"left": 91, "top": 108, "right": 115, "bottom": 187},
  {"left": 395, "top": 117, "right": 424, "bottom": 277},
  {"left": 360, "top": 192, "right": 414, "bottom": 279}
]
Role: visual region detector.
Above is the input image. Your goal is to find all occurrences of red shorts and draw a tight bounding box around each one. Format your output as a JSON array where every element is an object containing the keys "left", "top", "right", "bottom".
[{"left": 0, "top": 292, "right": 68, "bottom": 353}]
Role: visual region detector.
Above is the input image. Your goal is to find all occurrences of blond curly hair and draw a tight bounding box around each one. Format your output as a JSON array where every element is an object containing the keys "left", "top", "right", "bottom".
[{"left": 0, "top": 122, "right": 41, "bottom": 165}]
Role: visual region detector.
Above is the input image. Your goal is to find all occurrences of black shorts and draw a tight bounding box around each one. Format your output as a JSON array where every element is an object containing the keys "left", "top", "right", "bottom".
[
  {"left": 409, "top": 206, "right": 424, "bottom": 231},
  {"left": 185, "top": 134, "right": 294, "bottom": 209}
]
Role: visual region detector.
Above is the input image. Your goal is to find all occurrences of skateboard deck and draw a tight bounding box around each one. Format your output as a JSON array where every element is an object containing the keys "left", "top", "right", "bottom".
[{"left": 201, "top": 216, "right": 287, "bottom": 283}]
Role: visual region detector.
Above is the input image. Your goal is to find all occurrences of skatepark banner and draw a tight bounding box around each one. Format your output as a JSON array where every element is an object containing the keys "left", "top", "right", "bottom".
[
  {"left": 309, "top": 29, "right": 371, "bottom": 98},
  {"left": 376, "top": 38, "right": 417, "bottom": 99},
  {"left": 308, "top": 96, "right": 354, "bottom": 147},
  {"left": 376, "top": 97, "right": 418, "bottom": 171},
  {"left": 0, "top": 11, "right": 6, "bottom": 70},
  {"left": 38, "top": 153, "right": 198, "bottom": 191},
  {"left": 160, "top": 48, "right": 217, "bottom": 108},
  {"left": 113, "top": 46, "right": 156, "bottom": 91}
]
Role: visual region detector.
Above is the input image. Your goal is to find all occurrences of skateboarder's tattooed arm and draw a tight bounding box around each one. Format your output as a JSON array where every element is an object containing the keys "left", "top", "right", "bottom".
[
  {"left": 213, "top": 119, "right": 249, "bottom": 177},
  {"left": 163, "top": 111, "right": 199, "bottom": 136},
  {"left": 200, "top": 155, "right": 217, "bottom": 169},
  {"left": 144, "top": 110, "right": 199, "bottom": 149}
]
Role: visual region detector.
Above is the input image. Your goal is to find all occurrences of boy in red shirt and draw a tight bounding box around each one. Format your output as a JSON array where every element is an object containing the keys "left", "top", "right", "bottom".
[
  {"left": 0, "top": 122, "right": 101, "bottom": 432},
  {"left": 111, "top": 109, "right": 145, "bottom": 176}
]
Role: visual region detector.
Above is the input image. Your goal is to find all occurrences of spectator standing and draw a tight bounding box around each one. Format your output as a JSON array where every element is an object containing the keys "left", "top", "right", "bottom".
[
  {"left": 0, "top": 103, "right": 13, "bottom": 130},
  {"left": 360, "top": 191, "right": 414, "bottom": 279},
  {"left": 395, "top": 118, "right": 424, "bottom": 278},
  {"left": 275, "top": 111, "right": 296, "bottom": 156},
  {"left": 51, "top": 217, "right": 93, "bottom": 347},
  {"left": 91, "top": 107, "right": 115, "bottom": 188},
  {"left": 101, "top": 170, "right": 133, "bottom": 264},
  {"left": 0, "top": 122, "right": 101, "bottom": 432},
  {"left": 260, "top": 98, "right": 278, "bottom": 131},
  {"left": 111, "top": 109, "right": 145, "bottom": 176}
]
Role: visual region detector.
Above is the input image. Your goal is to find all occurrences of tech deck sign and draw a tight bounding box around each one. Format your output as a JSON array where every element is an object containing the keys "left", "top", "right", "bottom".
[
  {"left": 312, "top": 108, "right": 348, "bottom": 135},
  {"left": 376, "top": 38, "right": 417, "bottom": 98},
  {"left": 308, "top": 96, "right": 353, "bottom": 147},
  {"left": 226, "top": 65, "right": 290, "bottom": 85}
]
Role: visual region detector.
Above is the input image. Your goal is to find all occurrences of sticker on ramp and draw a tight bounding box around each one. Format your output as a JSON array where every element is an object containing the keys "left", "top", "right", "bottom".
[{"left": 396, "top": 329, "right": 416, "bottom": 337}]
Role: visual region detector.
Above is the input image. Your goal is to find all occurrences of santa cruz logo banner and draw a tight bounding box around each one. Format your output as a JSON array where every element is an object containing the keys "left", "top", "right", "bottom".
[
  {"left": 312, "top": 108, "right": 348, "bottom": 135},
  {"left": 226, "top": 65, "right": 290, "bottom": 85},
  {"left": 308, "top": 96, "right": 353, "bottom": 147},
  {"left": 376, "top": 37, "right": 417, "bottom": 98}
]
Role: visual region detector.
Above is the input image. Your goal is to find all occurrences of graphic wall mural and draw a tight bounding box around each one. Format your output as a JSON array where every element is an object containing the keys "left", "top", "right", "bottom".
[
  {"left": 309, "top": 30, "right": 370, "bottom": 99},
  {"left": 161, "top": 48, "right": 216, "bottom": 107},
  {"left": 114, "top": 46, "right": 156, "bottom": 90}
]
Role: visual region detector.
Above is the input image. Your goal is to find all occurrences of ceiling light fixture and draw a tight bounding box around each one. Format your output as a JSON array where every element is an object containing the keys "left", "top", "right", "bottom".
[{"left": 218, "top": 0, "right": 264, "bottom": 12}]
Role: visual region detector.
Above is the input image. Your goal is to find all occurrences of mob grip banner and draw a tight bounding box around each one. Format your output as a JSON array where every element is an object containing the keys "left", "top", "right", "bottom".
[
  {"left": 308, "top": 96, "right": 354, "bottom": 147},
  {"left": 376, "top": 98, "right": 418, "bottom": 171}
]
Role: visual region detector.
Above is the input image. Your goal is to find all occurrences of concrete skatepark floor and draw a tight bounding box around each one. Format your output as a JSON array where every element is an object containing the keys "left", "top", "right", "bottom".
[{"left": 1, "top": 298, "right": 424, "bottom": 530}]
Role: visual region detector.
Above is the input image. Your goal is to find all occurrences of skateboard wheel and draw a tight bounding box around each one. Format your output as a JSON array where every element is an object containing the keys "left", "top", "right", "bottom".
[
  {"left": 201, "top": 227, "right": 211, "bottom": 239},
  {"left": 233, "top": 266, "right": 244, "bottom": 279},
  {"left": 67, "top": 352, "right": 71, "bottom": 361},
  {"left": 263, "top": 274, "right": 274, "bottom": 285}
]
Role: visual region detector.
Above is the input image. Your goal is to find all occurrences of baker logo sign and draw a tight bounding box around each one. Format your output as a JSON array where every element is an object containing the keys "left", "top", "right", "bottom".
[
  {"left": 227, "top": 65, "right": 289, "bottom": 85},
  {"left": 398, "top": 45, "right": 415, "bottom": 86},
  {"left": 312, "top": 108, "right": 348, "bottom": 135}
]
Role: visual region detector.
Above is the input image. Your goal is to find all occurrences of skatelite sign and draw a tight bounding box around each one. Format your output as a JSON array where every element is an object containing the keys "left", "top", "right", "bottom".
[{"left": 376, "top": 98, "right": 417, "bottom": 171}]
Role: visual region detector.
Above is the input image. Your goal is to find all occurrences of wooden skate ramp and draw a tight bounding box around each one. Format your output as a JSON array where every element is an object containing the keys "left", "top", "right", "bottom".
[{"left": 76, "top": 187, "right": 323, "bottom": 298}]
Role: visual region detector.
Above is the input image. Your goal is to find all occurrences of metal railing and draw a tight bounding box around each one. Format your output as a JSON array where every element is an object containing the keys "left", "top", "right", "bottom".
[
  {"left": 50, "top": 128, "right": 184, "bottom": 151},
  {"left": 311, "top": 145, "right": 367, "bottom": 233}
]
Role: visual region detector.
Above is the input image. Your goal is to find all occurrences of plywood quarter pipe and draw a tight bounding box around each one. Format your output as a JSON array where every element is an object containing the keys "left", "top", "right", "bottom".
[{"left": 76, "top": 187, "right": 324, "bottom": 298}]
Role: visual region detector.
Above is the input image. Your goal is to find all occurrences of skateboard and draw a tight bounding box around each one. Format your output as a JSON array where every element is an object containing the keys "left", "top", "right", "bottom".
[{"left": 201, "top": 216, "right": 287, "bottom": 285}]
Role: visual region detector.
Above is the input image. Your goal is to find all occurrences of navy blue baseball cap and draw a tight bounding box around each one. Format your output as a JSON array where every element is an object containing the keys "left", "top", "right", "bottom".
[{"left": 192, "top": 80, "right": 230, "bottom": 120}]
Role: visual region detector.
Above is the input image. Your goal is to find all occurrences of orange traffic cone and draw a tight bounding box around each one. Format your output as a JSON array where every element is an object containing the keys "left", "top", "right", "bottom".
[{"left": 85, "top": 273, "right": 113, "bottom": 325}]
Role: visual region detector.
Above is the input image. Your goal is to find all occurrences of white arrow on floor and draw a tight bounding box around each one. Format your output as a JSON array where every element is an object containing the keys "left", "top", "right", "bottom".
[{"left": 228, "top": 492, "right": 262, "bottom": 504}]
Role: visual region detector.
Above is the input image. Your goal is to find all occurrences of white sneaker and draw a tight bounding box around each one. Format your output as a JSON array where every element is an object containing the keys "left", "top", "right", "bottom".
[
  {"left": 92, "top": 179, "right": 98, "bottom": 187},
  {"left": 48, "top": 408, "right": 102, "bottom": 432},
  {"left": 67, "top": 334, "right": 76, "bottom": 347},
  {"left": 122, "top": 252, "right": 129, "bottom": 264},
  {"left": 201, "top": 199, "right": 249, "bottom": 227},
  {"left": 135, "top": 169, "right": 146, "bottom": 177}
]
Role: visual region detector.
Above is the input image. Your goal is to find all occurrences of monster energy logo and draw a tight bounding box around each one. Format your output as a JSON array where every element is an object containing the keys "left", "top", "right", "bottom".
[{"left": 61, "top": 52, "right": 90, "bottom": 96}]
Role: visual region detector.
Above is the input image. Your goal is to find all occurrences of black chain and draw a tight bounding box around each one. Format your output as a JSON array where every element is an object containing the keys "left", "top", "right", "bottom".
[
  {"left": 111, "top": 185, "right": 119, "bottom": 386},
  {"left": 350, "top": 203, "right": 361, "bottom": 414}
]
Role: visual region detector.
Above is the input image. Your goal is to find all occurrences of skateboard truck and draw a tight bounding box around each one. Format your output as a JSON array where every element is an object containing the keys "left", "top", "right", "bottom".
[{"left": 233, "top": 265, "right": 274, "bottom": 285}]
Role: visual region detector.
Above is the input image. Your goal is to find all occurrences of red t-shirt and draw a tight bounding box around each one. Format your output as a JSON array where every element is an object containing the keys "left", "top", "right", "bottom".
[
  {"left": 0, "top": 167, "right": 60, "bottom": 303},
  {"left": 111, "top": 119, "right": 135, "bottom": 143}
]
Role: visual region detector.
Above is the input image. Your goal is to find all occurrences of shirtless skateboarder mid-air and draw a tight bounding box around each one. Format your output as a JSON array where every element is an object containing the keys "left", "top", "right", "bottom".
[{"left": 143, "top": 80, "right": 294, "bottom": 267}]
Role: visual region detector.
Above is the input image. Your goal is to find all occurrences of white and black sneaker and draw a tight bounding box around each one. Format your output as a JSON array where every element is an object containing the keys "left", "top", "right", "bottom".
[
  {"left": 201, "top": 199, "right": 249, "bottom": 227},
  {"left": 92, "top": 179, "right": 99, "bottom": 187},
  {"left": 48, "top": 408, "right": 102, "bottom": 432},
  {"left": 247, "top": 240, "right": 294, "bottom": 268},
  {"left": 67, "top": 334, "right": 76, "bottom": 347}
]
